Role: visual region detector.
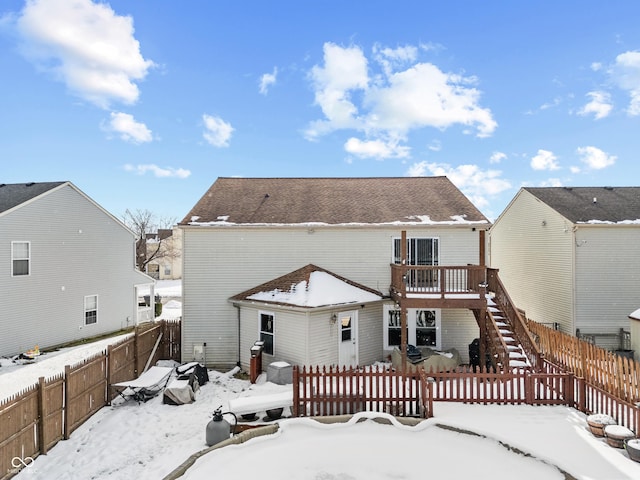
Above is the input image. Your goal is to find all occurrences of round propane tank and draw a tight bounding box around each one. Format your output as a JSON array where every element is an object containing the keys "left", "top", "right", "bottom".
[{"left": 206, "top": 408, "right": 231, "bottom": 447}]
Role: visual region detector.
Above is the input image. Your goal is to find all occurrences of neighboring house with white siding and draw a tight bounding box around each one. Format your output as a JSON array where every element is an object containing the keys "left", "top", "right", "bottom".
[
  {"left": 489, "top": 186, "right": 640, "bottom": 352},
  {"left": 0, "top": 181, "right": 154, "bottom": 358},
  {"left": 179, "top": 177, "right": 491, "bottom": 370},
  {"left": 145, "top": 226, "right": 182, "bottom": 280}
]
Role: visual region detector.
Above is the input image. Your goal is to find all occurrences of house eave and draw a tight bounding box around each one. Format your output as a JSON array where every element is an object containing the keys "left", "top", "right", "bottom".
[
  {"left": 181, "top": 221, "right": 490, "bottom": 230},
  {"left": 229, "top": 297, "right": 388, "bottom": 312}
]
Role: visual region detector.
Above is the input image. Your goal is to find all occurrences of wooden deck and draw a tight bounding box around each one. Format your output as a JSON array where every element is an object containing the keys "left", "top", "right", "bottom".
[{"left": 389, "top": 264, "right": 488, "bottom": 309}]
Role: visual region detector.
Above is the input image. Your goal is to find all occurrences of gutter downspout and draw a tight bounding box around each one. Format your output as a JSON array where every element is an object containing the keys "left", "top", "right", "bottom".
[{"left": 234, "top": 303, "right": 241, "bottom": 367}]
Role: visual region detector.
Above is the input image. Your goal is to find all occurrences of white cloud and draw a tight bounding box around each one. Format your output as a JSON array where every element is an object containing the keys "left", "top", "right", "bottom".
[
  {"left": 591, "top": 62, "right": 602, "bottom": 71},
  {"left": 306, "top": 43, "right": 369, "bottom": 138},
  {"left": 124, "top": 164, "right": 191, "bottom": 178},
  {"left": 609, "top": 50, "right": 640, "bottom": 115},
  {"left": 539, "top": 178, "right": 563, "bottom": 187},
  {"left": 106, "top": 112, "right": 153, "bottom": 144},
  {"left": 373, "top": 43, "right": 418, "bottom": 77},
  {"left": 305, "top": 42, "right": 496, "bottom": 157},
  {"left": 13, "top": 0, "right": 154, "bottom": 109},
  {"left": 344, "top": 137, "right": 410, "bottom": 159},
  {"left": 259, "top": 67, "right": 277, "bottom": 95},
  {"left": 367, "top": 63, "right": 497, "bottom": 137},
  {"left": 489, "top": 151, "right": 507, "bottom": 164},
  {"left": 576, "top": 146, "right": 616, "bottom": 170},
  {"left": 427, "top": 140, "right": 442, "bottom": 152},
  {"left": 578, "top": 91, "right": 613, "bottom": 120},
  {"left": 202, "top": 114, "right": 234, "bottom": 147},
  {"left": 530, "top": 149, "right": 560, "bottom": 171},
  {"left": 406, "top": 161, "right": 510, "bottom": 209}
]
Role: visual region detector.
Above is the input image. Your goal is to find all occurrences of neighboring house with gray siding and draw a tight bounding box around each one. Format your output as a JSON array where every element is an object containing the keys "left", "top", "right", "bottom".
[
  {"left": 0, "top": 181, "right": 154, "bottom": 358},
  {"left": 489, "top": 186, "right": 640, "bottom": 353},
  {"left": 179, "top": 177, "right": 490, "bottom": 370}
]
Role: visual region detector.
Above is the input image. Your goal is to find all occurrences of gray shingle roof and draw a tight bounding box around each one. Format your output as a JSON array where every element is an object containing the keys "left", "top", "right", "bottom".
[
  {"left": 180, "top": 177, "right": 489, "bottom": 225},
  {"left": 0, "top": 182, "right": 66, "bottom": 215},
  {"left": 524, "top": 187, "right": 640, "bottom": 223}
]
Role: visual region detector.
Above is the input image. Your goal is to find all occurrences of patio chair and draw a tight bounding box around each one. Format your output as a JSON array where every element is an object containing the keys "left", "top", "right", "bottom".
[{"left": 111, "top": 366, "right": 174, "bottom": 403}]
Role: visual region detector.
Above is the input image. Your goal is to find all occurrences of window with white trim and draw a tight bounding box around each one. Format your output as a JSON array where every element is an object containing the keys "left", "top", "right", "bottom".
[
  {"left": 84, "top": 295, "right": 98, "bottom": 325},
  {"left": 384, "top": 305, "right": 440, "bottom": 350},
  {"left": 260, "top": 312, "right": 274, "bottom": 355},
  {"left": 393, "top": 237, "right": 439, "bottom": 266},
  {"left": 11, "top": 241, "right": 30, "bottom": 276},
  {"left": 393, "top": 237, "right": 440, "bottom": 289}
]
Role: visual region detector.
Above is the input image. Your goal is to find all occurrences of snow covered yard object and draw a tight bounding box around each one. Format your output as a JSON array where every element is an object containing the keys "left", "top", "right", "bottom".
[
  {"left": 163, "top": 363, "right": 209, "bottom": 405},
  {"left": 17, "top": 344, "right": 40, "bottom": 361},
  {"left": 228, "top": 389, "right": 293, "bottom": 419},
  {"left": 604, "top": 424, "right": 635, "bottom": 449},
  {"left": 586, "top": 413, "right": 617, "bottom": 437},
  {"left": 111, "top": 365, "right": 173, "bottom": 403},
  {"left": 626, "top": 438, "right": 640, "bottom": 462}
]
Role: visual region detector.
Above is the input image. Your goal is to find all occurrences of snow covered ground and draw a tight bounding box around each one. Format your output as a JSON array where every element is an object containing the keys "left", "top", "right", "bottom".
[
  {"left": 6, "top": 363, "right": 640, "bottom": 480},
  {"left": 3, "top": 280, "right": 640, "bottom": 479}
]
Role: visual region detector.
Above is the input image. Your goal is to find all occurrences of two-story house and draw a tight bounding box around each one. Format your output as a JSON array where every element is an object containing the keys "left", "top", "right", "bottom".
[
  {"left": 0, "top": 181, "right": 154, "bottom": 358},
  {"left": 490, "top": 186, "right": 640, "bottom": 353},
  {"left": 179, "top": 177, "right": 494, "bottom": 370}
]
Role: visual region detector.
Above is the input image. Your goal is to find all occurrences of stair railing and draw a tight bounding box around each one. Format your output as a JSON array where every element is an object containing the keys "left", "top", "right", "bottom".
[
  {"left": 487, "top": 268, "right": 543, "bottom": 370},
  {"left": 484, "top": 309, "right": 510, "bottom": 370}
]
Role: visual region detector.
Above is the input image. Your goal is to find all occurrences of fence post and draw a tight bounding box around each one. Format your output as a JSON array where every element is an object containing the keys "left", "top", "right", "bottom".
[
  {"left": 38, "top": 376, "right": 46, "bottom": 455},
  {"left": 524, "top": 371, "right": 533, "bottom": 405},
  {"left": 63, "top": 365, "right": 70, "bottom": 440},
  {"left": 133, "top": 326, "right": 139, "bottom": 376},
  {"left": 576, "top": 377, "right": 586, "bottom": 413},
  {"left": 292, "top": 366, "right": 299, "bottom": 417},
  {"left": 565, "top": 373, "right": 574, "bottom": 408},
  {"left": 106, "top": 344, "right": 113, "bottom": 405}
]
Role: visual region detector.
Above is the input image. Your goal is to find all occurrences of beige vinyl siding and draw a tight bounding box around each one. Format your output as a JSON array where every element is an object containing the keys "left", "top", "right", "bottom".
[
  {"left": 0, "top": 184, "right": 146, "bottom": 357},
  {"left": 440, "top": 309, "right": 479, "bottom": 364},
  {"left": 356, "top": 303, "right": 384, "bottom": 366},
  {"left": 307, "top": 310, "right": 339, "bottom": 366},
  {"left": 574, "top": 225, "right": 640, "bottom": 347},
  {"left": 182, "top": 224, "right": 484, "bottom": 367},
  {"left": 490, "top": 190, "right": 575, "bottom": 334}
]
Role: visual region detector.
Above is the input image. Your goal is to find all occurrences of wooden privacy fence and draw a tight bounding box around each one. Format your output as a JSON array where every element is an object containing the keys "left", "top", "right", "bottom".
[
  {"left": 0, "top": 320, "right": 180, "bottom": 480},
  {"left": 527, "top": 321, "right": 640, "bottom": 405},
  {"left": 292, "top": 365, "right": 433, "bottom": 418}
]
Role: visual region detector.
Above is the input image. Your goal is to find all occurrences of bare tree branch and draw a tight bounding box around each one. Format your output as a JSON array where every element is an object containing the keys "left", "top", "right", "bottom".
[{"left": 122, "top": 209, "right": 177, "bottom": 272}]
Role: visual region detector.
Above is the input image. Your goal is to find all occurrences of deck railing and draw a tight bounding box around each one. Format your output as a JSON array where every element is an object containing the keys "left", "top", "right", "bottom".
[{"left": 390, "top": 264, "right": 487, "bottom": 297}]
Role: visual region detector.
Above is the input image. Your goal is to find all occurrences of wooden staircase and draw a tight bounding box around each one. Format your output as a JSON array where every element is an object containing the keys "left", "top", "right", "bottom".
[
  {"left": 487, "top": 296, "right": 531, "bottom": 370},
  {"left": 471, "top": 269, "right": 543, "bottom": 372}
]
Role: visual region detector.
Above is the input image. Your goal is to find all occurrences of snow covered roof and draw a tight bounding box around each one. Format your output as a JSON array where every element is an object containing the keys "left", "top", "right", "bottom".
[
  {"left": 0, "top": 181, "right": 66, "bottom": 215},
  {"left": 629, "top": 308, "right": 640, "bottom": 321},
  {"left": 230, "top": 264, "right": 384, "bottom": 308},
  {"left": 524, "top": 186, "right": 640, "bottom": 224},
  {"left": 180, "top": 177, "right": 490, "bottom": 226}
]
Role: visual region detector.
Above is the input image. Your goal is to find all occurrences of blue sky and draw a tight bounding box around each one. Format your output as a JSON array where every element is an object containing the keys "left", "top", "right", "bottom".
[{"left": 2, "top": 1, "right": 640, "bottom": 222}]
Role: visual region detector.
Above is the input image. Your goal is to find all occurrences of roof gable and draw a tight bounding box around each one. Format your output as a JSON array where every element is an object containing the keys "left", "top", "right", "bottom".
[
  {"left": 0, "top": 182, "right": 66, "bottom": 215},
  {"left": 181, "top": 177, "right": 489, "bottom": 226},
  {"left": 524, "top": 187, "right": 640, "bottom": 224},
  {"left": 230, "top": 264, "right": 384, "bottom": 308}
]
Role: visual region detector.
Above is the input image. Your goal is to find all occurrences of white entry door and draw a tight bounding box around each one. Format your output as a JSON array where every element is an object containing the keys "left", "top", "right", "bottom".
[{"left": 338, "top": 311, "right": 358, "bottom": 367}]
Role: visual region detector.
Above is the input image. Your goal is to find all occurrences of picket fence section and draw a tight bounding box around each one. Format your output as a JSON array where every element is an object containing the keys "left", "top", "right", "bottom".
[
  {"left": 0, "top": 320, "right": 180, "bottom": 480},
  {"left": 293, "top": 365, "right": 432, "bottom": 418},
  {"left": 293, "top": 365, "right": 584, "bottom": 420}
]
